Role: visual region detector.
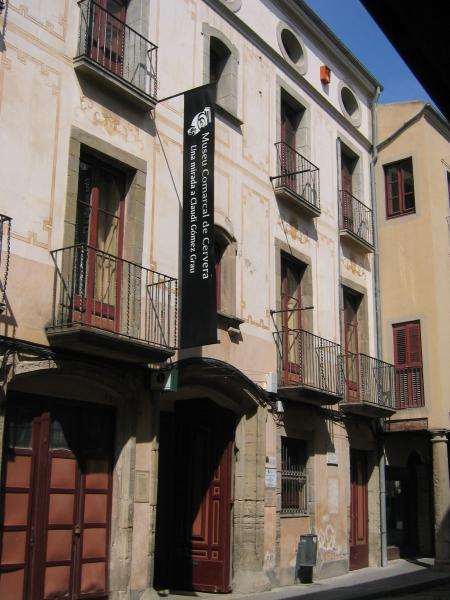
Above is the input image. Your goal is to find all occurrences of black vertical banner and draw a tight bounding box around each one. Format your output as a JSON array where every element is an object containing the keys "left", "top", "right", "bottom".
[{"left": 180, "top": 84, "right": 217, "bottom": 348}]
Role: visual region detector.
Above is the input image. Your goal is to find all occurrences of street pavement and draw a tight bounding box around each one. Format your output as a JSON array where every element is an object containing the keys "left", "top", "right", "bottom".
[
  {"left": 162, "top": 559, "right": 450, "bottom": 600},
  {"left": 371, "top": 582, "right": 450, "bottom": 599}
]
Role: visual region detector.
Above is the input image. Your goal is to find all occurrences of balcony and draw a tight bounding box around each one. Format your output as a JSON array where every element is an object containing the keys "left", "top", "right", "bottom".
[
  {"left": 0, "top": 214, "right": 12, "bottom": 313},
  {"left": 275, "top": 328, "right": 343, "bottom": 404},
  {"left": 395, "top": 366, "right": 424, "bottom": 409},
  {"left": 47, "top": 245, "right": 177, "bottom": 364},
  {"left": 339, "top": 190, "right": 374, "bottom": 252},
  {"left": 340, "top": 353, "right": 396, "bottom": 417},
  {"left": 272, "top": 142, "right": 321, "bottom": 218},
  {"left": 74, "top": 0, "right": 158, "bottom": 111}
]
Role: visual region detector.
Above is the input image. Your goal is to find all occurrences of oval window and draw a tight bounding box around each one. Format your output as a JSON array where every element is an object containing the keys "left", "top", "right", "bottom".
[{"left": 339, "top": 84, "right": 361, "bottom": 126}]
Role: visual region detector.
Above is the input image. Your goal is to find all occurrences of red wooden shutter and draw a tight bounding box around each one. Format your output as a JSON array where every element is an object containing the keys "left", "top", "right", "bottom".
[
  {"left": 407, "top": 322, "right": 422, "bottom": 366},
  {"left": 393, "top": 321, "right": 423, "bottom": 408}
]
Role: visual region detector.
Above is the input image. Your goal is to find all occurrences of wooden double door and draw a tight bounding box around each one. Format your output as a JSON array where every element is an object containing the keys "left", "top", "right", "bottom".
[
  {"left": 0, "top": 395, "right": 114, "bottom": 600},
  {"left": 155, "top": 400, "right": 235, "bottom": 593}
]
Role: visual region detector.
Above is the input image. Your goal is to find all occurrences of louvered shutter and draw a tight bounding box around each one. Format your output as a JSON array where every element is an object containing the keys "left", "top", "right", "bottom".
[{"left": 393, "top": 321, "right": 423, "bottom": 408}]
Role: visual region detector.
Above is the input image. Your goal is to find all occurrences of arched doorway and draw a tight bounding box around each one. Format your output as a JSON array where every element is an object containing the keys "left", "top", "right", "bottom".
[{"left": 154, "top": 398, "right": 236, "bottom": 593}]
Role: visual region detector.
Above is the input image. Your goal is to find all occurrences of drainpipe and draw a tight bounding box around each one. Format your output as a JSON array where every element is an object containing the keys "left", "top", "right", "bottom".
[
  {"left": 336, "top": 138, "right": 343, "bottom": 345},
  {"left": 370, "top": 85, "right": 387, "bottom": 567}
]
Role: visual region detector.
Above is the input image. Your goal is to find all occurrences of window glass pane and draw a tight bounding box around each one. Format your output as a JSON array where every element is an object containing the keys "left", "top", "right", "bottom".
[{"left": 7, "top": 406, "right": 33, "bottom": 449}]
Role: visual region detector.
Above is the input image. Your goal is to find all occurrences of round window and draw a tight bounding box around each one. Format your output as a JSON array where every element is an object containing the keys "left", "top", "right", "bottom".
[
  {"left": 281, "top": 29, "right": 303, "bottom": 63},
  {"left": 277, "top": 22, "right": 307, "bottom": 74},
  {"left": 338, "top": 83, "right": 361, "bottom": 126}
]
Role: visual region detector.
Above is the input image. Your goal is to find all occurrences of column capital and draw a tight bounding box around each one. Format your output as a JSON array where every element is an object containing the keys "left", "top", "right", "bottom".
[{"left": 429, "top": 429, "right": 449, "bottom": 443}]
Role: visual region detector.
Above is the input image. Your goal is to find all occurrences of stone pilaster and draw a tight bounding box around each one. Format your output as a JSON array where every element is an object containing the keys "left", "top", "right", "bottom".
[
  {"left": 232, "top": 405, "right": 271, "bottom": 593},
  {"left": 430, "top": 429, "right": 450, "bottom": 570}
]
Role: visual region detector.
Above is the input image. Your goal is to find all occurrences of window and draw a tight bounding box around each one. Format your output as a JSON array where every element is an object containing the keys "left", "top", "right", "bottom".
[
  {"left": 280, "top": 255, "right": 305, "bottom": 383},
  {"left": 276, "top": 22, "right": 307, "bottom": 75},
  {"left": 393, "top": 321, "right": 424, "bottom": 408},
  {"left": 384, "top": 158, "right": 415, "bottom": 218},
  {"left": 338, "top": 83, "right": 361, "bottom": 127},
  {"left": 281, "top": 437, "right": 307, "bottom": 514},
  {"left": 203, "top": 26, "right": 239, "bottom": 118},
  {"left": 214, "top": 225, "right": 236, "bottom": 316},
  {"left": 343, "top": 288, "right": 362, "bottom": 401}
]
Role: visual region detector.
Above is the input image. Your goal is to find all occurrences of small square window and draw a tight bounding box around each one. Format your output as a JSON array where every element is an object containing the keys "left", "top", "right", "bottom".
[{"left": 281, "top": 437, "right": 308, "bottom": 514}]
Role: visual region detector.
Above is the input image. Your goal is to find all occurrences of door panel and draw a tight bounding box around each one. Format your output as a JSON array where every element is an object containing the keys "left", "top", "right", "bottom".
[
  {"left": 155, "top": 401, "right": 234, "bottom": 593},
  {"left": 0, "top": 396, "right": 113, "bottom": 600},
  {"left": 350, "top": 450, "right": 368, "bottom": 570}
]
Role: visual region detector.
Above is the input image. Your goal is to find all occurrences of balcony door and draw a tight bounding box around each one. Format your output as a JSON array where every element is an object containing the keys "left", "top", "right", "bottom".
[
  {"left": 281, "top": 256, "right": 303, "bottom": 384},
  {"left": 75, "top": 157, "right": 125, "bottom": 333},
  {"left": 91, "top": 0, "right": 127, "bottom": 76},
  {"left": 343, "top": 290, "right": 360, "bottom": 401},
  {"left": 280, "top": 100, "right": 297, "bottom": 191},
  {"left": 341, "top": 153, "right": 354, "bottom": 229}
]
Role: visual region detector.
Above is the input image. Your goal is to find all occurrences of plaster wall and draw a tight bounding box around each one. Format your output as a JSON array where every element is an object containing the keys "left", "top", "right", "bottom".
[{"left": 376, "top": 109, "right": 450, "bottom": 429}]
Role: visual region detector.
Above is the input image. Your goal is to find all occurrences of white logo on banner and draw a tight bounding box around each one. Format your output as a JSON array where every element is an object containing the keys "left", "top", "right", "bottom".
[{"left": 187, "top": 107, "right": 212, "bottom": 136}]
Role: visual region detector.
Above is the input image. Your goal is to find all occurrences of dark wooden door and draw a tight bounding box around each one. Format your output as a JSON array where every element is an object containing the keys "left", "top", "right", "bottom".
[
  {"left": 343, "top": 291, "right": 360, "bottom": 401},
  {"left": 91, "top": 0, "right": 127, "bottom": 76},
  {"left": 349, "top": 449, "right": 368, "bottom": 570},
  {"left": 0, "top": 396, "right": 114, "bottom": 600},
  {"left": 281, "top": 256, "right": 303, "bottom": 384},
  {"left": 75, "top": 157, "right": 125, "bottom": 333},
  {"left": 155, "top": 400, "right": 234, "bottom": 593}
]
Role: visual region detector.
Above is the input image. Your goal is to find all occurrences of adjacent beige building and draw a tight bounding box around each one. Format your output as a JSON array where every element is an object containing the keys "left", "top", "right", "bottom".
[
  {"left": 375, "top": 101, "right": 450, "bottom": 566},
  {"left": 0, "top": 1, "right": 397, "bottom": 599}
]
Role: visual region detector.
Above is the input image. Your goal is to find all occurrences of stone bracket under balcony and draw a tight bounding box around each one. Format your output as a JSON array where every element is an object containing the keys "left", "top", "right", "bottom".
[
  {"left": 339, "top": 399, "right": 396, "bottom": 418},
  {"left": 47, "top": 326, "right": 175, "bottom": 365},
  {"left": 277, "top": 384, "right": 341, "bottom": 406},
  {"left": 339, "top": 228, "right": 375, "bottom": 253},
  {"left": 73, "top": 57, "right": 157, "bottom": 111}
]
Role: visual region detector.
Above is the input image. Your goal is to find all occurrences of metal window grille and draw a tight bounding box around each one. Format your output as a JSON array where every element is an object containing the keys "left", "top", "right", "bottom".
[{"left": 281, "top": 437, "right": 307, "bottom": 514}]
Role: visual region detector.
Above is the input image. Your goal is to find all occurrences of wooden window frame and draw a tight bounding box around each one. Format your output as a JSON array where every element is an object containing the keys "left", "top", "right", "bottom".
[
  {"left": 393, "top": 320, "right": 424, "bottom": 409},
  {"left": 384, "top": 158, "right": 416, "bottom": 219},
  {"left": 281, "top": 437, "right": 308, "bottom": 515},
  {"left": 280, "top": 254, "right": 304, "bottom": 384}
]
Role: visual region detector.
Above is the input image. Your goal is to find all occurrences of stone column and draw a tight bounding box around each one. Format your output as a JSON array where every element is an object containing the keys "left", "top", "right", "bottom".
[
  {"left": 430, "top": 430, "right": 450, "bottom": 570},
  {"left": 232, "top": 405, "right": 271, "bottom": 593}
]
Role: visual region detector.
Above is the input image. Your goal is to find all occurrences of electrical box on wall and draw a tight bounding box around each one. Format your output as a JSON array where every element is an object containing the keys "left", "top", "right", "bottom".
[{"left": 320, "top": 64, "right": 331, "bottom": 84}]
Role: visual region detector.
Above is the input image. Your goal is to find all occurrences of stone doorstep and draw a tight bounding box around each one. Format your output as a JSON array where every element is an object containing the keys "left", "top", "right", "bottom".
[{"left": 154, "top": 560, "right": 450, "bottom": 600}]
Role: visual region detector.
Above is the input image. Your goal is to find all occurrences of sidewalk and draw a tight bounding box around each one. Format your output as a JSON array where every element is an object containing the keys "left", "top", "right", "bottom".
[{"left": 162, "top": 559, "right": 450, "bottom": 600}]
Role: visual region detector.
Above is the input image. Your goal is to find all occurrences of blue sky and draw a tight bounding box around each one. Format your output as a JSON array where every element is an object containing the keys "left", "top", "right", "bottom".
[{"left": 304, "top": 0, "right": 434, "bottom": 106}]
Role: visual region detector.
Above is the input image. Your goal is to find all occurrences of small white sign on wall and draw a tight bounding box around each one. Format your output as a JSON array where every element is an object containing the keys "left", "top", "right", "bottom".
[
  {"left": 265, "top": 468, "right": 277, "bottom": 488},
  {"left": 327, "top": 450, "right": 338, "bottom": 466}
]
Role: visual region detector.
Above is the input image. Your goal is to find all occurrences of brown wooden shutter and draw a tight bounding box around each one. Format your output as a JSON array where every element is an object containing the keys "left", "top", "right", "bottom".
[
  {"left": 393, "top": 325, "right": 407, "bottom": 366},
  {"left": 407, "top": 322, "right": 422, "bottom": 366}
]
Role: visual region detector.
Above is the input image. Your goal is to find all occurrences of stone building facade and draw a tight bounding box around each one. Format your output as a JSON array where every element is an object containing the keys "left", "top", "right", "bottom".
[
  {"left": 375, "top": 101, "right": 450, "bottom": 567},
  {"left": 0, "top": 1, "right": 395, "bottom": 599}
]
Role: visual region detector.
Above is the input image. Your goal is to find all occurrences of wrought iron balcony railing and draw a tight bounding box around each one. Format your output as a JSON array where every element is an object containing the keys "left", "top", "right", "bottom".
[
  {"left": 0, "top": 214, "right": 11, "bottom": 313},
  {"left": 343, "top": 352, "right": 395, "bottom": 410},
  {"left": 272, "top": 142, "right": 320, "bottom": 214},
  {"left": 76, "top": 0, "right": 158, "bottom": 100},
  {"left": 339, "top": 190, "right": 374, "bottom": 249},
  {"left": 48, "top": 245, "right": 177, "bottom": 351},
  {"left": 275, "top": 328, "right": 343, "bottom": 398},
  {"left": 395, "top": 366, "right": 424, "bottom": 409}
]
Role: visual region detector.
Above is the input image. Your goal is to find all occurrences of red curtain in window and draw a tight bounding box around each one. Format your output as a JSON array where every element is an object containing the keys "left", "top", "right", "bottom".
[{"left": 393, "top": 321, "right": 424, "bottom": 408}]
